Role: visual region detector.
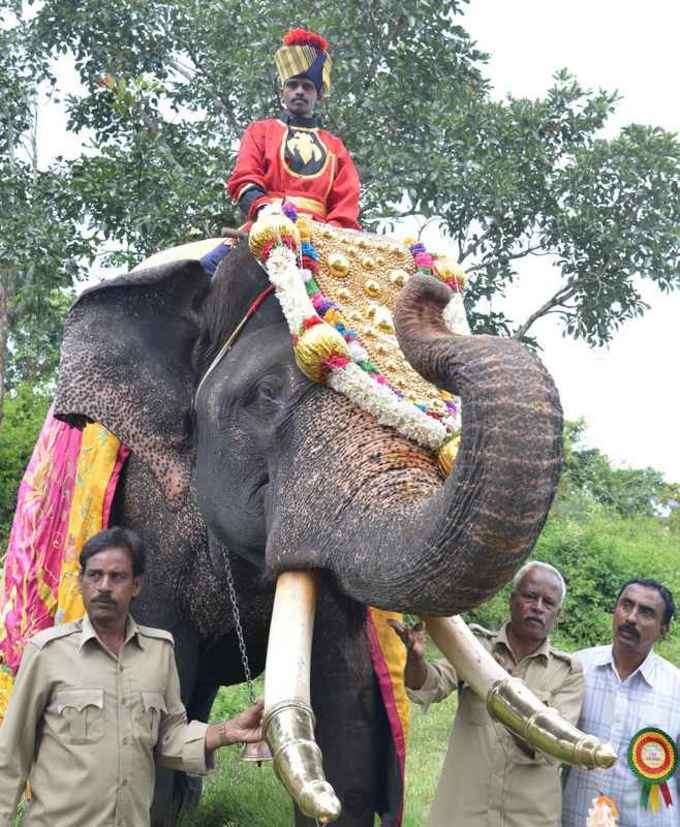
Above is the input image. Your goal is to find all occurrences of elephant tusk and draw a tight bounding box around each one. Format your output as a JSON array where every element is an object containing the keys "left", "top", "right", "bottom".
[
  {"left": 263, "top": 571, "right": 342, "bottom": 823},
  {"left": 423, "top": 615, "right": 617, "bottom": 769}
]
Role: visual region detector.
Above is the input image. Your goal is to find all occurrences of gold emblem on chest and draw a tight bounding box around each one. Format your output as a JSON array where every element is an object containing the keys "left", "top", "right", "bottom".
[{"left": 284, "top": 128, "right": 328, "bottom": 176}]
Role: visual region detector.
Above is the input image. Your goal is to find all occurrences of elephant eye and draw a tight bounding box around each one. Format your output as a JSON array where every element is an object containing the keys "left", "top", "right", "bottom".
[{"left": 245, "top": 375, "right": 285, "bottom": 410}]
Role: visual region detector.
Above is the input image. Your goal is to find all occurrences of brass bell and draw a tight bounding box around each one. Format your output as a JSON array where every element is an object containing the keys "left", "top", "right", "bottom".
[
  {"left": 240, "top": 739, "right": 274, "bottom": 764},
  {"left": 346, "top": 309, "right": 363, "bottom": 323},
  {"left": 374, "top": 306, "right": 395, "bottom": 334}
]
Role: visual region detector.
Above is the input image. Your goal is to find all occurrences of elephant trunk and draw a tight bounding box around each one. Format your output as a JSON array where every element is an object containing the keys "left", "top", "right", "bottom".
[
  {"left": 274, "top": 275, "right": 563, "bottom": 616},
  {"left": 425, "top": 615, "right": 617, "bottom": 769}
]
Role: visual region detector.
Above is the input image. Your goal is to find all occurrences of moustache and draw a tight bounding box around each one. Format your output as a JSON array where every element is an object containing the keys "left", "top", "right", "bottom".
[{"left": 618, "top": 623, "right": 640, "bottom": 640}]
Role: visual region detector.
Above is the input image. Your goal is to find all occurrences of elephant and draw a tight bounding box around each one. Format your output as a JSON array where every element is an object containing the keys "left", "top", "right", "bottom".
[{"left": 52, "top": 237, "right": 565, "bottom": 826}]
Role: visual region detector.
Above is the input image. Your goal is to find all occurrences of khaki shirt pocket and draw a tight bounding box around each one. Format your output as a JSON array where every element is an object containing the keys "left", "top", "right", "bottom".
[
  {"left": 137, "top": 691, "right": 167, "bottom": 745},
  {"left": 49, "top": 688, "right": 105, "bottom": 745}
]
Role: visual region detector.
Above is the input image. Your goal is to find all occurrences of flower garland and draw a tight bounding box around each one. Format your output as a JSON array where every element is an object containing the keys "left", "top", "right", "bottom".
[{"left": 249, "top": 205, "right": 470, "bottom": 473}]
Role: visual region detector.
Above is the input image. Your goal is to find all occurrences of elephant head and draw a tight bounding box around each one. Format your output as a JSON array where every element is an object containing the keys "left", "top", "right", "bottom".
[
  {"left": 52, "top": 240, "right": 587, "bottom": 822},
  {"left": 197, "top": 246, "right": 564, "bottom": 616},
  {"left": 56, "top": 243, "right": 563, "bottom": 612}
]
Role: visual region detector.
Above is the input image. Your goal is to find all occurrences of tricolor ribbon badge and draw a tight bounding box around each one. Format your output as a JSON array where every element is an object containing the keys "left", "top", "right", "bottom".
[{"left": 628, "top": 727, "right": 678, "bottom": 813}]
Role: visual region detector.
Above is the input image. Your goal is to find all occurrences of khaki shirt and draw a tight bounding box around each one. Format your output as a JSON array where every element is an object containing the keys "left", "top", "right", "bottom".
[
  {"left": 0, "top": 614, "right": 212, "bottom": 827},
  {"left": 408, "top": 622, "right": 584, "bottom": 827}
]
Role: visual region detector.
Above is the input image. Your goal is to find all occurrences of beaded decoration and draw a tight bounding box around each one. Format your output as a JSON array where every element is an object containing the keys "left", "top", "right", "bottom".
[{"left": 249, "top": 203, "right": 470, "bottom": 475}]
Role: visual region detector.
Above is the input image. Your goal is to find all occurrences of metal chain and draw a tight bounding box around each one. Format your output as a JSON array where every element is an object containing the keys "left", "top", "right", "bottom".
[{"left": 223, "top": 549, "right": 255, "bottom": 705}]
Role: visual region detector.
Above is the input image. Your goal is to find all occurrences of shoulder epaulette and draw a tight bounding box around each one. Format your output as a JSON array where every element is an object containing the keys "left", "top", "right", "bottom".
[
  {"left": 468, "top": 623, "right": 495, "bottom": 639},
  {"left": 551, "top": 647, "right": 580, "bottom": 669},
  {"left": 136, "top": 624, "right": 175, "bottom": 645},
  {"left": 30, "top": 621, "right": 82, "bottom": 650}
]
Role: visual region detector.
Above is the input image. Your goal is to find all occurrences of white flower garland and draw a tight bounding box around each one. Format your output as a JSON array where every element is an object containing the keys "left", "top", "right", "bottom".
[
  {"left": 260, "top": 243, "right": 462, "bottom": 454},
  {"left": 327, "top": 363, "right": 447, "bottom": 450}
]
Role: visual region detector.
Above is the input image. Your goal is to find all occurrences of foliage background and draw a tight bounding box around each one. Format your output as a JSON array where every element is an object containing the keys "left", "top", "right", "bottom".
[{"left": 2, "top": 0, "right": 679, "bottom": 407}]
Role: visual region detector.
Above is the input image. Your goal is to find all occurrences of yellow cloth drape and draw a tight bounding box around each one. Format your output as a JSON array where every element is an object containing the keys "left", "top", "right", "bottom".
[
  {"left": 56, "top": 425, "right": 122, "bottom": 623},
  {"left": 368, "top": 607, "right": 411, "bottom": 742}
]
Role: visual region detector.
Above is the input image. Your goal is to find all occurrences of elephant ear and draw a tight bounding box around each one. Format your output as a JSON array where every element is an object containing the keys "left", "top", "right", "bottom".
[{"left": 54, "top": 260, "right": 211, "bottom": 509}]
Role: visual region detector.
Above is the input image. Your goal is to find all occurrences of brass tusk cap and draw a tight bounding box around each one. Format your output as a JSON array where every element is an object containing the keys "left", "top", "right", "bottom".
[
  {"left": 299, "top": 781, "right": 344, "bottom": 824},
  {"left": 487, "top": 677, "right": 618, "bottom": 769},
  {"left": 264, "top": 700, "right": 342, "bottom": 822},
  {"left": 594, "top": 742, "right": 618, "bottom": 769}
]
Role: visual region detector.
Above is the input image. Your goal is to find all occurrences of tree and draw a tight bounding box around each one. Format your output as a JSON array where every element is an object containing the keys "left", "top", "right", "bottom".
[
  {"left": 558, "top": 419, "right": 680, "bottom": 519},
  {"left": 2, "top": 0, "right": 679, "bottom": 386},
  {"left": 0, "top": 14, "right": 94, "bottom": 412}
]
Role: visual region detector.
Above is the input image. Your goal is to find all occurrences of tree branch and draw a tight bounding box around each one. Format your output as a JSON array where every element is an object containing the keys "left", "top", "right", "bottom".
[
  {"left": 513, "top": 280, "right": 578, "bottom": 340},
  {"left": 465, "top": 243, "right": 544, "bottom": 273},
  {"left": 167, "top": 57, "right": 196, "bottom": 83},
  {"left": 459, "top": 222, "right": 496, "bottom": 261},
  {"left": 180, "top": 47, "right": 241, "bottom": 134},
  {"left": 0, "top": 267, "right": 18, "bottom": 420}
]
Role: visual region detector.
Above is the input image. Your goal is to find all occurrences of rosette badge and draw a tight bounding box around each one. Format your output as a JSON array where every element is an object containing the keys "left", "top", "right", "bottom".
[{"left": 628, "top": 727, "right": 678, "bottom": 813}]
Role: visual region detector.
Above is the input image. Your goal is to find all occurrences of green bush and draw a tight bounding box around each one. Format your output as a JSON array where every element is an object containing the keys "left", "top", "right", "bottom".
[
  {"left": 470, "top": 509, "right": 680, "bottom": 661},
  {"left": 0, "top": 385, "right": 51, "bottom": 553}
]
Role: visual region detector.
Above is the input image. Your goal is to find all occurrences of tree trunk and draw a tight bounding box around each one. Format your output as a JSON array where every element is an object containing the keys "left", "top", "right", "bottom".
[{"left": 0, "top": 269, "right": 15, "bottom": 425}]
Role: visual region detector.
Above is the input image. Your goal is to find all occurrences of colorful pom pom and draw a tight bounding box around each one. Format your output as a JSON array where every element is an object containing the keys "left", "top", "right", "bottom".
[
  {"left": 283, "top": 28, "right": 329, "bottom": 52},
  {"left": 414, "top": 253, "right": 434, "bottom": 268},
  {"left": 282, "top": 201, "right": 298, "bottom": 222},
  {"left": 302, "top": 316, "right": 323, "bottom": 331},
  {"left": 325, "top": 354, "right": 351, "bottom": 370}
]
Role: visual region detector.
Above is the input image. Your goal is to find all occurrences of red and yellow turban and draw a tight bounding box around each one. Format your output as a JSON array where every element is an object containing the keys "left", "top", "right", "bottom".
[{"left": 275, "top": 28, "right": 332, "bottom": 96}]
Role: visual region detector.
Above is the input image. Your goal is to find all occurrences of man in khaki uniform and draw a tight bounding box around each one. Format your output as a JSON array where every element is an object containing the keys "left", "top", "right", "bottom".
[
  {"left": 390, "top": 561, "right": 584, "bottom": 827},
  {"left": 0, "top": 526, "right": 264, "bottom": 827}
]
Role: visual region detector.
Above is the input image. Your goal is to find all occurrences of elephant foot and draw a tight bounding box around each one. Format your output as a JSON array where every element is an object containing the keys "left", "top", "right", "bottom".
[{"left": 264, "top": 700, "right": 342, "bottom": 823}]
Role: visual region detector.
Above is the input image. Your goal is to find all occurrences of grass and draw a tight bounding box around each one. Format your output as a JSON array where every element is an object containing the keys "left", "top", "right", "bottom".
[{"left": 180, "top": 668, "right": 457, "bottom": 827}]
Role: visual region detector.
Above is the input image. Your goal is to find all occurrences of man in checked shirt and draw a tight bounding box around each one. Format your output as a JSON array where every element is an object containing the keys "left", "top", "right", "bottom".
[
  {"left": 562, "top": 578, "right": 680, "bottom": 827},
  {"left": 0, "top": 526, "right": 264, "bottom": 827}
]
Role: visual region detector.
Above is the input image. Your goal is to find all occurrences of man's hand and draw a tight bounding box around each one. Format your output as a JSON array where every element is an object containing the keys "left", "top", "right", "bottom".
[
  {"left": 205, "top": 698, "right": 265, "bottom": 751},
  {"left": 388, "top": 619, "right": 429, "bottom": 690},
  {"left": 388, "top": 619, "right": 426, "bottom": 657},
  {"left": 223, "top": 698, "right": 265, "bottom": 745}
]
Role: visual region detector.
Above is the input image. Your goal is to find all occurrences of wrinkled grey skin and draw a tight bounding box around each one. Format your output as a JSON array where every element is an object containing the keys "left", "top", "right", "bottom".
[{"left": 53, "top": 243, "right": 563, "bottom": 825}]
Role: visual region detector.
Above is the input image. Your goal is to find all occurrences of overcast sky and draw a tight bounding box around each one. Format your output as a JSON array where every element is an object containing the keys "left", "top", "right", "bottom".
[
  {"left": 36, "top": 2, "right": 679, "bottom": 482},
  {"left": 460, "top": 0, "right": 680, "bottom": 483}
]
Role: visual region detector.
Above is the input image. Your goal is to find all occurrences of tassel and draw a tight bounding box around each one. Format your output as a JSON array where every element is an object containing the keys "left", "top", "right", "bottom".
[
  {"left": 661, "top": 781, "right": 673, "bottom": 807},
  {"left": 641, "top": 784, "right": 651, "bottom": 809}
]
